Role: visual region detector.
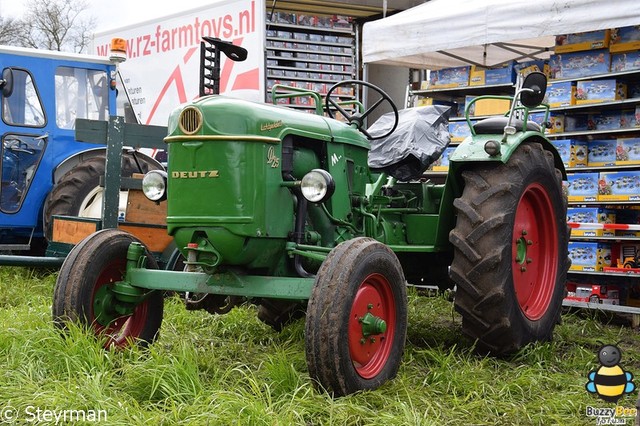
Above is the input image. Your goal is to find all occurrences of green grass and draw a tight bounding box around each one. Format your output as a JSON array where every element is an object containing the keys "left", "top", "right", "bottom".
[{"left": 0, "top": 267, "right": 639, "bottom": 425}]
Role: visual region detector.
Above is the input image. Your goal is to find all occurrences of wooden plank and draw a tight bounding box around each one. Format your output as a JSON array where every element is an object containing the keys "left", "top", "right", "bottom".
[
  {"left": 118, "top": 224, "right": 172, "bottom": 252},
  {"left": 125, "top": 190, "right": 167, "bottom": 225},
  {"left": 52, "top": 218, "right": 98, "bottom": 245}
]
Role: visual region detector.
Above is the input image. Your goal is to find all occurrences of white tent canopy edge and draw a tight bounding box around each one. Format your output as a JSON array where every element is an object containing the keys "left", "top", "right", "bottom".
[{"left": 362, "top": 0, "right": 640, "bottom": 70}]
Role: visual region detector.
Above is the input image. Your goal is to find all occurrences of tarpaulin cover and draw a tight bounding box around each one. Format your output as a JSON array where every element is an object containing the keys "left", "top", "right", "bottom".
[{"left": 368, "top": 105, "right": 451, "bottom": 181}]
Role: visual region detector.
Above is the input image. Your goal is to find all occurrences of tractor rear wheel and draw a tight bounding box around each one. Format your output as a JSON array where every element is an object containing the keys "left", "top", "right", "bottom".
[
  {"left": 449, "top": 142, "right": 569, "bottom": 354},
  {"left": 43, "top": 152, "right": 160, "bottom": 239},
  {"left": 305, "top": 238, "right": 407, "bottom": 396},
  {"left": 53, "top": 229, "right": 163, "bottom": 348}
]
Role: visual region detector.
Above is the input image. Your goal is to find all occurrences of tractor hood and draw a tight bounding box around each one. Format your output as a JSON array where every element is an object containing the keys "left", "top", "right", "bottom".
[{"left": 166, "top": 95, "right": 369, "bottom": 149}]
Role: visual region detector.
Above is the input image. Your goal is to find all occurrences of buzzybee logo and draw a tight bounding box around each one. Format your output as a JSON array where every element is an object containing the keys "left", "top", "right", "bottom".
[{"left": 586, "top": 343, "right": 635, "bottom": 403}]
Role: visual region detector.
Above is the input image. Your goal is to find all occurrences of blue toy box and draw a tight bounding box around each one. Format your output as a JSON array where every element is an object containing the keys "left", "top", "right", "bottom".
[
  {"left": 469, "top": 62, "right": 516, "bottom": 86},
  {"left": 448, "top": 121, "right": 472, "bottom": 142},
  {"left": 566, "top": 172, "right": 599, "bottom": 202},
  {"left": 567, "top": 207, "right": 616, "bottom": 237},
  {"left": 576, "top": 80, "right": 626, "bottom": 104},
  {"left": 590, "top": 111, "right": 621, "bottom": 130},
  {"left": 599, "top": 171, "right": 640, "bottom": 201},
  {"left": 432, "top": 146, "right": 456, "bottom": 171},
  {"left": 546, "top": 81, "right": 576, "bottom": 107},
  {"left": 610, "top": 26, "right": 640, "bottom": 53},
  {"left": 429, "top": 66, "right": 470, "bottom": 89},
  {"left": 555, "top": 30, "right": 610, "bottom": 53},
  {"left": 550, "top": 49, "right": 611, "bottom": 79},
  {"left": 617, "top": 138, "right": 640, "bottom": 165},
  {"left": 611, "top": 51, "right": 640, "bottom": 72},
  {"left": 568, "top": 241, "right": 612, "bottom": 272},
  {"left": 551, "top": 139, "right": 588, "bottom": 168},
  {"left": 587, "top": 139, "right": 617, "bottom": 167}
]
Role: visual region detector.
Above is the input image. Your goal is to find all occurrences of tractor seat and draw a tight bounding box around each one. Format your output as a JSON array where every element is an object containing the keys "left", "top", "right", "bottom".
[{"left": 473, "top": 116, "right": 541, "bottom": 134}]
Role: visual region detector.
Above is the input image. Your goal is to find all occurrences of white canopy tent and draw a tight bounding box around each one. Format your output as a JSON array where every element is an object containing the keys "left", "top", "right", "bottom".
[{"left": 362, "top": 0, "right": 640, "bottom": 69}]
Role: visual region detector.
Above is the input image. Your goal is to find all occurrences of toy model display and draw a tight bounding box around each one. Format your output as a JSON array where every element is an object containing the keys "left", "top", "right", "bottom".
[{"left": 53, "top": 40, "right": 569, "bottom": 396}]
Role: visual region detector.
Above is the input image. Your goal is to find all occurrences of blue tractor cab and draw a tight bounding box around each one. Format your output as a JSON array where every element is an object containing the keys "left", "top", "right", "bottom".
[{"left": 0, "top": 44, "right": 160, "bottom": 254}]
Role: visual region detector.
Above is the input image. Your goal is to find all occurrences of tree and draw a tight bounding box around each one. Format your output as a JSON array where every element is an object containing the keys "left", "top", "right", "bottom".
[
  {"left": 0, "top": 16, "right": 22, "bottom": 45},
  {"left": 19, "top": 0, "right": 96, "bottom": 53}
]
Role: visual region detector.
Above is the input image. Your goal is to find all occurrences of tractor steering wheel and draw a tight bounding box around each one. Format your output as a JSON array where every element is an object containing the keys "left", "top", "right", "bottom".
[{"left": 325, "top": 80, "right": 399, "bottom": 140}]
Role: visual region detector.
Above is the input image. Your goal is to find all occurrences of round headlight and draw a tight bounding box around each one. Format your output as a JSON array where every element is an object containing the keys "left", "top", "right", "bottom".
[
  {"left": 300, "top": 169, "right": 335, "bottom": 203},
  {"left": 142, "top": 170, "right": 168, "bottom": 202}
]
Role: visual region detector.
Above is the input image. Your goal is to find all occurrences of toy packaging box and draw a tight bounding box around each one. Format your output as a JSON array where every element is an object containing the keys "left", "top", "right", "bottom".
[
  {"left": 549, "top": 49, "right": 611, "bottom": 79},
  {"left": 566, "top": 172, "right": 599, "bottom": 202},
  {"left": 555, "top": 30, "right": 611, "bottom": 53},
  {"left": 565, "top": 282, "right": 620, "bottom": 304},
  {"left": 576, "top": 80, "right": 626, "bottom": 104},
  {"left": 620, "top": 109, "right": 638, "bottom": 128},
  {"left": 546, "top": 114, "right": 565, "bottom": 134},
  {"left": 551, "top": 139, "right": 588, "bottom": 168},
  {"left": 609, "top": 26, "right": 640, "bottom": 53},
  {"left": 465, "top": 96, "right": 511, "bottom": 116},
  {"left": 568, "top": 241, "right": 612, "bottom": 271},
  {"left": 617, "top": 137, "right": 640, "bottom": 165},
  {"left": 469, "top": 62, "right": 516, "bottom": 86},
  {"left": 514, "top": 60, "right": 550, "bottom": 78},
  {"left": 614, "top": 208, "right": 640, "bottom": 237},
  {"left": 432, "top": 147, "right": 456, "bottom": 171},
  {"left": 587, "top": 139, "right": 617, "bottom": 167},
  {"left": 611, "top": 51, "right": 640, "bottom": 72},
  {"left": 598, "top": 171, "right": 640, "bottom": 201},
  {"left": 429, "top": 66, "right": 470, "bottom": 89},
  {"left": 448, "top": 122, "right": 472, "bottom": 142},
  {"left": 567, "top": 207, "right": 616, "bottom": 237},
  {"left": 563, "top": 114, "right": 590, "bottom": 132},
  {"left": 546, "top": 81, "right": 576, "bottom": 107},
  {"left": 590, "top": 111, "right": 621, "bottom": 130}
]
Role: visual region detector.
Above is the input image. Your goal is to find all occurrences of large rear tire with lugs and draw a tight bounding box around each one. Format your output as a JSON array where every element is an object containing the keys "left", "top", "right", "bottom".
[{"left": 449, "top": 142, "right": 569, "bottom": 354}]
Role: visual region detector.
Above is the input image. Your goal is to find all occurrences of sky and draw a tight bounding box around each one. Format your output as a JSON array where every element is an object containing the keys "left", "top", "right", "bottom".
[{"left": 0, "top": 0, "right": 217, "bottom": 33}]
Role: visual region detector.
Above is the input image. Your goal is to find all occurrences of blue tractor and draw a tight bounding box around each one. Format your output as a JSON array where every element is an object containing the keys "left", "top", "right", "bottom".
[{"left": 0, "top": 44, "right": 160, "bottom": 255}]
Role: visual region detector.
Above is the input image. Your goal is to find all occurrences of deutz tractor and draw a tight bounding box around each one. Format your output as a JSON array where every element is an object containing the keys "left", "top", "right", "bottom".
[{"left": 53, "top": 40, "right": 568, "bottom": 396}]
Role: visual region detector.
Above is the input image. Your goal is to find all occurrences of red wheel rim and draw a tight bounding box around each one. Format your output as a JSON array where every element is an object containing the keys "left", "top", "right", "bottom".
[
  {"left": 91, "top": 259, "right": 150, "bottom": 348},
  {"left": 512, "top": 182, "right": 559, "bottom": 320},
  {"left": 348, "top": 273, "right": 396, "bottom": 379}
]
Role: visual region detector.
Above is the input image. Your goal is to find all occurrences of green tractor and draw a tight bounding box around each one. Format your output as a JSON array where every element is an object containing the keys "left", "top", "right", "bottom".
[{"left": 53, "top": 41, "right": 568, "bottom": 396}]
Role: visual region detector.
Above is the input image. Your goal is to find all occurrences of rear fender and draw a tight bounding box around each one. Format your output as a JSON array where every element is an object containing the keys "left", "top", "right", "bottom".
[{"left": 449, "top": 132, "right": 566, "bottom": 182}]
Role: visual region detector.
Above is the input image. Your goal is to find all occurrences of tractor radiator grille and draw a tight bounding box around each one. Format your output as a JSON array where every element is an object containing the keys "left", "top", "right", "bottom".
[{"left": 179, "top": 107, "right": 203, "bottom": 135}]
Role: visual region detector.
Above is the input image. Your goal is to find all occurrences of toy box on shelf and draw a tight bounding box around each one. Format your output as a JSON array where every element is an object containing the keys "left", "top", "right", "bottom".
[
  {"left": 513, "top": 59, "right": 550, "bottom": 77},
  {"left": 575, "top": 80, "right": 626, "bottom": 104},
  {"left": 465, "top": 95, "right": 511, "bottom": 116},
  {"left": 617, "top": 137, "right": 640, "bottom": 165},
  {"left": 598, "top": 171, "right": 640, "bottom": 201},
  {"left": 549, "top": 49, "right": 611, "bottom": 80},
  {"left": 568, "top": 241, "right": 612, "bottom": 271},
  {"left": 546, "top": 81, "right": 576, "bottom": 107},
  {"left": 565, "top": 282, "right": 620, "bottom": 305},
  {"left": 448, "top": 121, "right": 472, "bottom": 142},
  {"left": 547, "top": 114, "right": 565, "bottom": 134},
  {"left": 469, "top": 61, "right": 516, "bottom": 86},
  {"left": 555, "top": 30, "right": 611, "bottom": 53},
  {"left": 613, "top": 208, "right": 640, "bottom": 237},
  {"left": 429, "top": 66, "right": 470, "bottom": 89},
  {"left": 611, "top": 51, "right": 640, "bottom": 72},
  {"left": 609, "top": 26, "right": 640, "bottom": 53},
  {"left": 602, "top": 242, "right": 640, "bottom": 273},
  {"left": 551, "top": 139, "right": 588, "bottom": 168},
  {"left": 431, "top": 146, "right": 456, "bottom": 171},
  {"left": 565, "top": 172, "right": 599, "bottom": 202},
  {"left": 588, "top": 139, "right": 617, "bottom": 167},
  {"left": 567, "top": 207, "right": 616, "bottom": 237}
]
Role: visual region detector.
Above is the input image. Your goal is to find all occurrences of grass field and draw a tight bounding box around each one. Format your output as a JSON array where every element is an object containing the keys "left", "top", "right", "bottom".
[{"left": 0, "top": 266, "right": 639, "bottom": 425}]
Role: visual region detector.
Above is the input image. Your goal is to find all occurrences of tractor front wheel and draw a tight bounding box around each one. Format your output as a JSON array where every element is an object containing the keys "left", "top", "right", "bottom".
[
  {"left": 305, "top": 238, "right": 407, "bottom": 396},
  {"left": 449, "top": 142, "right": 569, "bottom": 354},
  {"left": 53, "top": 229, "right": 163, "bottom": 348}
]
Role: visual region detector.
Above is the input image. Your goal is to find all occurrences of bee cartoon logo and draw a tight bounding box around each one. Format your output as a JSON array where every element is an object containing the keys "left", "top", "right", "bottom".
[{"left": 586, "top": 343, "right": 635, "bottom": 403}]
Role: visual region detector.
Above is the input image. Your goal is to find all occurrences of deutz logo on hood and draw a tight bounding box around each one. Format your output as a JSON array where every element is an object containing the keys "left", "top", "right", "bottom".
[{"left": 172, "top": 171, "right": 220, "bottom": 178}]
